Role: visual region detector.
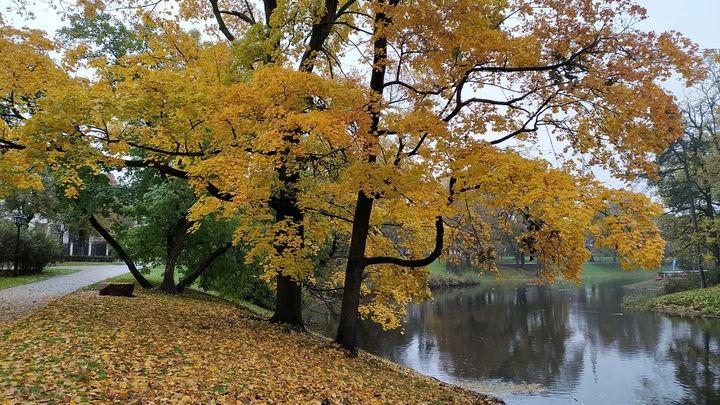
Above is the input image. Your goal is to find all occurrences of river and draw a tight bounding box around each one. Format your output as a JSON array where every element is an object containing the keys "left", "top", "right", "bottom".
[{"left": 306, "top": 281, "right": 720, "bottom": 404}]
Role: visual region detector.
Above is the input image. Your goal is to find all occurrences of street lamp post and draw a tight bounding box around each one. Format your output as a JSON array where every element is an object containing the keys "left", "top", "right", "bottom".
[
  {"left": 13, "top": 212, "right": 27, "bottom": 278},
  {"left": 56, "top": 223, "right": 67, "bottom": 263}
]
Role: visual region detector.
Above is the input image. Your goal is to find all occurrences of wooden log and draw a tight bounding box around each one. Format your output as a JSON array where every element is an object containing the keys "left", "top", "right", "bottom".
[{"left": 98, "top": 282, "right": 134, "bottom": 297}]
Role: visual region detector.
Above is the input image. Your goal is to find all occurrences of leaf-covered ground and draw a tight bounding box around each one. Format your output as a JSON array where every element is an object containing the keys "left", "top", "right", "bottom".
[{"left": 0, "top": 289, "right": 503, "bottom": 404}]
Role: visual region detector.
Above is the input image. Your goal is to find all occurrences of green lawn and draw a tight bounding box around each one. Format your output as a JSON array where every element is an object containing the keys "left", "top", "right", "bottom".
[
  {"left": 0, "top": 267, "right": 81, "bottom": 291},
  {"left": 91, "top": 265, "right": 167, "bottom": 286},
  {"left": 428, "top": 256, "right": 661, "bottom": 286}
]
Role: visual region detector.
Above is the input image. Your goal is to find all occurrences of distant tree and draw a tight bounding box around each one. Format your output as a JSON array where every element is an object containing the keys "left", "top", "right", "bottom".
[{"left": 651, "top": 52, "right": 720, "bottom": 287}]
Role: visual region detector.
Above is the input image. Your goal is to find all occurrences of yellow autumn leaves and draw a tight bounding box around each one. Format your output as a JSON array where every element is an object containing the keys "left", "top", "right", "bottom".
[
  {"left": 1, "top": 0, "right": 704, "bottom": 338},
  {"left": 0, "top": 289, "right": 501, "bottom": 404}
]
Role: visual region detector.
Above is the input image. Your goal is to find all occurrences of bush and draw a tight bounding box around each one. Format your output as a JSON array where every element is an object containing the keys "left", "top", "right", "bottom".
[
  {"left": 0, "top": 221, "right": 60, "bottom": 275},
  {"left": 706, "top": 266, "right": 720, "bottom": 286},
  {"left": 197, "top": 246, "right": 276, "bottom": 310},
  {"left": 662, "top": 278, "right": 695, "bottom": 295},
  {"left": 661, "top": 267, "right": 720, "bottom": 295}
]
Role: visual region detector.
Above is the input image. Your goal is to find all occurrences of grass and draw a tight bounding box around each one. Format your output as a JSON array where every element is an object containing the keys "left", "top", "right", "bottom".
[
  {"left": 51, "top": 261, "right": 124, "bottom": 267},
  {"left": 0, "top": 287, "right": 502, "bottom": 404},
  {"left": 645, "top": 284, "right": 720, "bottom": 317},
  {"left": 427, "top": 256, "right": 660, "bottom": 288},
  {"left": 426, "top": 261, "right": 483, "bottom": 288},
  {"left": 85, "top": 265, "right": 167, "bottom": 288},
  {"left": 0, "top": 268, "right": 81, "bottom": 291},
  {"left": 620, "top": 293, "right": 656, "bottom": 311}
]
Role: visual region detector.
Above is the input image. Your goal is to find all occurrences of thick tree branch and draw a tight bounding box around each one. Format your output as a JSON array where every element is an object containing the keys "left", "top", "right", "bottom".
[
  {"left": 87, "top": 213, "right": 154, "bottom": 289},
  {"left": 364, "top": 216, "right": 444, "bottom": 267},
  {"left": 175, "top": 241, "right": 233, "bottom": 293},
  {"left": 209, "top": 0, "right": 236, "bottom": 41},
  {"left": 121, "top": 159, "right": 234, "bottom": 201}
]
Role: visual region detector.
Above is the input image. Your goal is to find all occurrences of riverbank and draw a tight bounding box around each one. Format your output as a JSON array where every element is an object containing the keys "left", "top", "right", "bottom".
[
  {"left": 623, "top": 283, "right": 720, "bottom": 318},
  {"left": 427, "top": 258, "right": 659, "bottom": 288},
  {"left": 0, "top": 288, "right": 503, "bottom": 404}
]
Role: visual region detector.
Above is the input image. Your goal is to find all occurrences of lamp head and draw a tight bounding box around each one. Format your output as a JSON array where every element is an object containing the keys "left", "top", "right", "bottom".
[{"left": 13, "top": 212, "right": 27, "bottom": 226}]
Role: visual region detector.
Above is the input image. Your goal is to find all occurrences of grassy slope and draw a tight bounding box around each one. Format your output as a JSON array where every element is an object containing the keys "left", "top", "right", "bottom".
[
  {"left": 0, "top": 288, "right": 502, "bottom": 404},
  {"left": 642, "top": 284, "right": 720, "bottom": 317}
]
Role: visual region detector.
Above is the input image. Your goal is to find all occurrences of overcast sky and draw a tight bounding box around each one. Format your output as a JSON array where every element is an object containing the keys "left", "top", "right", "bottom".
[
  {"left": 12, "top": 0, "right": 720, "bottom": 48},
  {"left": 634, "top": 0, "right": 720, "bottom": 51}
]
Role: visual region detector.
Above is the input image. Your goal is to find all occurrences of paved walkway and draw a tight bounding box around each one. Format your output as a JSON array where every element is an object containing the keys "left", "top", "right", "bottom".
[{"left": 0, "top": 265, "right": 130, "bottom": 323}]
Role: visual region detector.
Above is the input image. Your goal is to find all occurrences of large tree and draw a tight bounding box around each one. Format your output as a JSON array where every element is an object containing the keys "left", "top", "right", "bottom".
[{"left": 1, "top": 0, "right": 702, "bottom": 352}]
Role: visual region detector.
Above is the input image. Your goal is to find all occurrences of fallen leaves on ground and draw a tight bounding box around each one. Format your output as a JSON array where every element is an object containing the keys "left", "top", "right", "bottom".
[{"left": 0, "top": 289, "right": 503, "bottom": 404}]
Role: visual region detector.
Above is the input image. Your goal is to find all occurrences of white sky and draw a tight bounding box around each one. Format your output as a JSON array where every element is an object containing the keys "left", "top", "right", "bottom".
[
  {"left": 10, "top": 1, "right": 720, "bottom": 49},
  {"left": 633, "top": 0, "right": 720, "bottom": 97},
  {"left": 634, "top": 0, "right": 720, "bottom": 51}
]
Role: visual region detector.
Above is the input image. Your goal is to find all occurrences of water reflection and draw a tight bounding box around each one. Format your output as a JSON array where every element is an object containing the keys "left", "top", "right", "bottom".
[{"left": 306, "top": 282, "right": 720, "bottom": 404}]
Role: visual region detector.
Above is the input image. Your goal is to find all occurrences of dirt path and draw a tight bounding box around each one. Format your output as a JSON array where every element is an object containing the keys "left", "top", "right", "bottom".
[{"left": 0, "top": 265, "right": 130, "bottom": 324}]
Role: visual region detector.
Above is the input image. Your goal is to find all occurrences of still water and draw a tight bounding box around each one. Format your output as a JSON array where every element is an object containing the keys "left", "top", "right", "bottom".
[{"left": 307, "top": 282, "right": 720, "bottom": 404}]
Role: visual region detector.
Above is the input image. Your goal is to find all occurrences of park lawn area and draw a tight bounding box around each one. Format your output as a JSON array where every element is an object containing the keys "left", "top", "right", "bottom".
[
  {"left": 0, "top": 268, "right": 81, "bottom": 291},
  {"left": 0, "top": 288, "right": 501, "bottom": 405},
  {"left": 570, "top": 260, "right": 661, "bottom": 285},
  {"left": 92, "top": 265, "right": 167, "bottom": 286},
  {"left": 428, "top": 257, "right": 661, "bottom": 286}
]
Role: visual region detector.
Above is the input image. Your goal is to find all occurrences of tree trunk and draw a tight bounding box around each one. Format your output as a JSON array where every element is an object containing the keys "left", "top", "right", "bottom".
[
  {"left": 268, "top": 275, "right": 305, "bottom": 330},
  {"left": 335, "top": 191, "right": 373, "bottom": 352},
  {"left": 175, "top": 241, "right": 233, "bottom": 294},
  {"left": 158, "top": 217, "right": 190, "bottom": 292},
  {"left": 709, "top": 230, "right": 720, "bottom": 265},
  {"left": 87, "top": 213, "right": 154, "bottom": 289},
  {"left": 674, "top": 145, "right": 707, "bottom": 288},
  {"left": 268, "top": 157, "right": 306, "bottom": 329},
  {"left": 683, "top": 163, "right": 707, "bottom": 288},
  {"left": 612, "top": 250, "right": 617, "bottom": 268}
]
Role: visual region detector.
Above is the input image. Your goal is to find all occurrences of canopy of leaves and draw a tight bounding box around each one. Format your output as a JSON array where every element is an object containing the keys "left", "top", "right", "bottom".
[{"left": 0, "top": 0, "right": 703, "bottom": 332}]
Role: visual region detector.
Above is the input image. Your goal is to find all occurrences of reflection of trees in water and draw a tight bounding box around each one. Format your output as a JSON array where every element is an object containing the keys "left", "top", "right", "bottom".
[
  {"left": 317, "top": 283, "right": 720, "bottom": 403},
  {"left": 357, "top": 285, "right": 582, "bottom": 388},
  {"left": 665, "top": 322, "right": 720, "bottom": 405},
  {"left": 567, "top": 284, "right": 663, "bottom": 356}
]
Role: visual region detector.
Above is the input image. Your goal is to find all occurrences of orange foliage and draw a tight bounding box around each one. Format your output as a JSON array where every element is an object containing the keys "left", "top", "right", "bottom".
[{"left": 0, "top": 0, "right": 704, "bottom": 333}]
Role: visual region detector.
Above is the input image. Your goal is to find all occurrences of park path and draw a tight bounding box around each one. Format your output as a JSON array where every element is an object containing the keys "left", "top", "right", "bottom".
[{"left": 0, "top": 264, "right": 130, "bottom": 324}]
